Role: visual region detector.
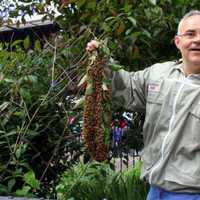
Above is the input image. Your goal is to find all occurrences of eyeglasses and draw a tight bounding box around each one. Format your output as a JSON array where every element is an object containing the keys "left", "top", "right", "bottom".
[{"left": 177, "top": 31, "right": 200, "bottom": 39}]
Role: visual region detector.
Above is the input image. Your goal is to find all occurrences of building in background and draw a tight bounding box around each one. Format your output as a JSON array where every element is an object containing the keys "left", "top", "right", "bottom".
[{"left": 0, "top": 0, "right": 59, "bottom": 43}]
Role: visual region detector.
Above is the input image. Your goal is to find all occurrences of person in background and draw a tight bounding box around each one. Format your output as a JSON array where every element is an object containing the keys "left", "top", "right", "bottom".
[
  {"left": 86, "top": 10, "right": 200, "bottom": 200},
  {"left": 113, "top": 124, "right": 122, "bottom": 146}
]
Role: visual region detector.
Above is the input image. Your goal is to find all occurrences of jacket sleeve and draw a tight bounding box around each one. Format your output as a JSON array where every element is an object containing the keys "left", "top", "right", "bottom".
[{"left": 111, "top": 68, "right": 150, "bottom": 112}]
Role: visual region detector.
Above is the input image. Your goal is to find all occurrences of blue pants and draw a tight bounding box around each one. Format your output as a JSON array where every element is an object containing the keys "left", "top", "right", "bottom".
[{"left": 147, "top": 186, "right": 200, "bottom": 200}]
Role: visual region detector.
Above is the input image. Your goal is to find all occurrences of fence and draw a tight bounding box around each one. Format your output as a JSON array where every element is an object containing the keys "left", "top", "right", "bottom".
[{"left": 69, "top": 132, "right": 141, "bottom": 171}]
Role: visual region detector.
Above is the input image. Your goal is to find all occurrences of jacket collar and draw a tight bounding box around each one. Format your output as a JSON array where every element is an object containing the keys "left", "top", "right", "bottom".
[{"left": 172, "top": 59, "right": 200, "bottom": 79}]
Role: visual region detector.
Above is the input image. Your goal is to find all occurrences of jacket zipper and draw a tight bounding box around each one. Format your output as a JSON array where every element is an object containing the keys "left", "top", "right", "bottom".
[{"left": 148, "top": 81, "right": 185, "bottom": 184}]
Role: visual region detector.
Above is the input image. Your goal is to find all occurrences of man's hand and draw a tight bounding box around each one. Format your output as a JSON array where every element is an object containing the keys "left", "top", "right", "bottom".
[
  {"left": 86, "top": 40, "right": 100, "bottom": 52},
  {"left": 85, "top": 39, "right": 112, "bottom": 77}
]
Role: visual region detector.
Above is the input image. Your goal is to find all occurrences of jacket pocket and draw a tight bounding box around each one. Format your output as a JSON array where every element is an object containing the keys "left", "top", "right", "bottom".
[
  {"left": 141, "top": 147, "right": 160, "bottom": 171},
  {"left": 165, "top": 162, "right": 200, "bottom": 188},
  {"left": 147, "top": 87, "right": 163, "bottom": 105}
]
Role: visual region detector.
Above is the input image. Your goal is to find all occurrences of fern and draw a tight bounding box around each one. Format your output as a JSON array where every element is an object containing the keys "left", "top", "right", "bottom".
[{"left": 56, "top": 160, "right": 148, "bottom": 200}]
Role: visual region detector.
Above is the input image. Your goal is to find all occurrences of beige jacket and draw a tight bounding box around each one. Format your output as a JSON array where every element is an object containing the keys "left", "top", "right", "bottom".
[{"left": 112, "top": 61, "right": 200, "bottom": 193}]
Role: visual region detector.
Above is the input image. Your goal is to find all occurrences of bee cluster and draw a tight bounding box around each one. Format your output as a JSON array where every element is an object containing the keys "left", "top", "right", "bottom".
[{"left": 82, "top": 56, "right": 112, "bottom": 161}]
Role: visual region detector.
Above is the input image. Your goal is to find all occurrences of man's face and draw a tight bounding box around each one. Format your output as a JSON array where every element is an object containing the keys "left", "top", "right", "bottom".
[{"left": 175, "top": 15, "right": 200, "bottom": 68}]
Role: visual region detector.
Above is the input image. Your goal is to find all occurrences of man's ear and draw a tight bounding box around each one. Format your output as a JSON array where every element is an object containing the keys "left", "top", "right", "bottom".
[{"left": 174, "top": 35, "right": 181, "bottom": 50}]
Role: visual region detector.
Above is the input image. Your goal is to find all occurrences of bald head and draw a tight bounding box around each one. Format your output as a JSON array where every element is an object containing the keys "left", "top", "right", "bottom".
[{"left": 177, "top": 10, "right": 200, "bottom": 35}]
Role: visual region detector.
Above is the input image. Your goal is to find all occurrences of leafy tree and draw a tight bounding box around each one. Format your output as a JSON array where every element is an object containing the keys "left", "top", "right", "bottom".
[{"left": 2, "top": 0, "right": 200, "bottom": 69}]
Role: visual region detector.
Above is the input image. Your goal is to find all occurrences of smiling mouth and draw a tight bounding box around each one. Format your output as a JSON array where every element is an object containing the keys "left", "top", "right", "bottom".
[{"left": 189, "top": 48, "right": 200, "bottom": 51}]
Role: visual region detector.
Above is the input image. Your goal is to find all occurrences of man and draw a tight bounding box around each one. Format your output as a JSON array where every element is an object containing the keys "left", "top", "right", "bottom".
[{"left": 86, "top": 10, "right": 200, "bottom": 200}]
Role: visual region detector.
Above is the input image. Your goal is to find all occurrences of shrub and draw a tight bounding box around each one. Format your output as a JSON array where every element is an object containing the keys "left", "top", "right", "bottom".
[{"left": 56, "top": 160, "right": 148, "bottom": 200}]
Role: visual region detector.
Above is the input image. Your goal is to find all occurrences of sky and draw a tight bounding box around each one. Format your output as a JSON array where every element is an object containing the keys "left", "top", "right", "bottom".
[{"left": 0, "top": 0, "right": 59, "bottom": 23}]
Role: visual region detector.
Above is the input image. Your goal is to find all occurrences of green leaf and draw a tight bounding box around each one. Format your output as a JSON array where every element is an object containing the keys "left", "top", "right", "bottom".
[
  {"left": 16, "top": 185, "right": 31, "bottom": 196},
  {"left": 23, "top": 170, "right": 40, "bottom": 190},
  {"left": 4, "top": 78, "right": 15, "bottom": 83},
  {"left": 102, "top": 116, "right": 110, "bottom": 146},
  {"left": 149, "top": 0, "right": 156, "bottom": 5},
  {"left": 108, "top": 63, "right": 123, "bottom": 71},
  {"left": 105, "top": 16, "right": 116, "bottom": 22},
  {"left": 127, "top": 17, "right": 137, "bottom": 27},
  {"left": 8, "top": 178, "right": 16, "bottom": 192},
  {"left": 15, "top": 148, "right": 21, "bottom": 159},
  {"left": 73, "top": 96, "right": 85, "bottom": 110},
  {"left": 125, "top": 27, "right": 133, "bottom": 35},
  {"left": 23, "top": 36, "right": 30, "bottom": 50},
  {"left": 34, "top": 40, "right": 41, "bottom": 51},
  {"left": 11, "top": 40, "right": 23, "bottom": 48},
  {"left": 0, "top": 102, "right": 10, "bottom": 112},
  {"left": 85, "top": 83, "right": 93, "bottom": 95},
  {"left": 20, "top": 88, "right": 31, "bottom": 101},
  {"left": 86, "top": 1, "right": 96, "bottom": 10},
  {"left": 0, "top": 184, "right": 8, "bottom": 193},
  {"left": 76, "top": 0, "right": 86, "bottom": 8},
  {"left": 77, "top": 74, "right": 87, "bottom": 87},
  {"left": 0, "top": 130, "right": 17, "bottom": 138},
  {"left": 123, "top": 3, "right": 133, "bottom": 12},
  {"left": 0, "top": 72, "right": 4, "bottom": 81},
  {"left": 15, "top": 143, "right": 28, "bottom": 159},
  {"left": 102, "top": 22, "right": 111, "bottom": 32},
  {"left": 21, "top": 75, "right": 38, "bottom": 84},
  {"left": 142, "top": 30, "right": 151, "bottom": 38}
]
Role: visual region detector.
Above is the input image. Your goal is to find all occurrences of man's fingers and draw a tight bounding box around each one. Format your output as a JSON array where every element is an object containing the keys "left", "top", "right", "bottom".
[
  {"left": 86, "top": 45, "right": 93, "bottom": 52},
  {"left": 86, "top": 40, "right": 100, "bottom": 52},
  {"left": 86, "top": 44, "right": 94, "bottom": 52},
  {"left": 90, "top": 40, "right": 99, "bottom": 48}
]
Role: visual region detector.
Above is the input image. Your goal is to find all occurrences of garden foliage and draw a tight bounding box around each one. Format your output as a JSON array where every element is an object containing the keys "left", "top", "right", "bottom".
[
  {"left": 56, "top": 160, "right": 147, "bottom": 200},
  {"left": 0, "top": 38, "right": 85, "bottom": 197},
  {"left": 1, "top": 0, "right": 200, "bottom": 198}
]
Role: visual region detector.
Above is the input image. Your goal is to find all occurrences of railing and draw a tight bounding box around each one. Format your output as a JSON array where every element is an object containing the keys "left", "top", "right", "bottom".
[
  {"left": 68, "top": 132, "right": 141, "bottom": 171},
  {"left": 109, "top": 143, "right": 141, "bottom": 172}
]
